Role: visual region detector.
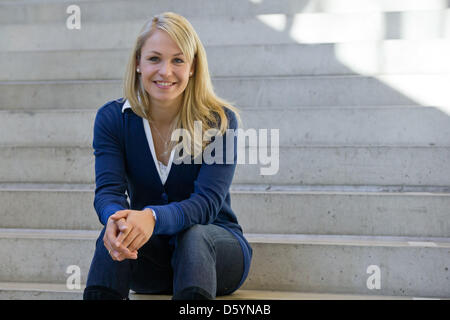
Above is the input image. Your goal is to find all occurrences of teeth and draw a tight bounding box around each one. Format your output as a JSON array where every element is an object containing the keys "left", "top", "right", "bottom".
[{"left": 156, "top": 81, "right": 173, "bottom": 86}]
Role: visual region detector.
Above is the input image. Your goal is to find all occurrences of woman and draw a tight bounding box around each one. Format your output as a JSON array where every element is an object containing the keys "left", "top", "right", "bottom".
[{"left": 83, "top": 12, "right": 253, "bottom": 300}]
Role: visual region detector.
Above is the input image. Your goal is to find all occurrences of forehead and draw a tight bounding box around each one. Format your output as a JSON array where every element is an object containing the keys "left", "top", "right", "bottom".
[{"left": 141, "top": 29, "right": 183, "bottom": 56}]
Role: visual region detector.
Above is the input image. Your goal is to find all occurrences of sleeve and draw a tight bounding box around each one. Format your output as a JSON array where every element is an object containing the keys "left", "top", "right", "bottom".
[
  {"left": 145, "top": 109, "right": 238, "bottom": 235},
  {"left": 92, "top": 105, "right": 129, "bottom": 226}
]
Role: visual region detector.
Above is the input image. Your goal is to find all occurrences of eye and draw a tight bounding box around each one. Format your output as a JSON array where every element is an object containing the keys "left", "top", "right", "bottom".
[
  {"left": 148, "top": 56, "right": 159, "bottom": 62},
  {"left": 174, "top": 58, "right": 184, "bottom": 63}
]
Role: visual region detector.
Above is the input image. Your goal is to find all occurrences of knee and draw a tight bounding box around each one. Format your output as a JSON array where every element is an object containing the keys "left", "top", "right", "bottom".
[
  {"left": 172, "top": 225, "right": 216, "bottom": 269},
  {"left": 178, "top": 225, "right": 210, "bottom": 244}
]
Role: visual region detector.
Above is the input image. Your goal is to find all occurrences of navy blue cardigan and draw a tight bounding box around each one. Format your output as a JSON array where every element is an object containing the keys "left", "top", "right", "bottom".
[{"left": 92, "top": 98, "right": 252, "bottom": 290}]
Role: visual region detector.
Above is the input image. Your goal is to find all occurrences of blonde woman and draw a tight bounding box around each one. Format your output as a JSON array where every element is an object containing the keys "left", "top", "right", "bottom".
[{"left": 83, "top": 12, "right": 252, "bottom": 300}]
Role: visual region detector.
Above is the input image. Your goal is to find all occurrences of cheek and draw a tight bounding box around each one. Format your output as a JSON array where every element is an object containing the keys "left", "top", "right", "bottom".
[
  {"left": 179, "top": 77, "right": 191, "bottom": 92},
  {"left": 176, "top": 72, "right": 191, "bottom": 87}
]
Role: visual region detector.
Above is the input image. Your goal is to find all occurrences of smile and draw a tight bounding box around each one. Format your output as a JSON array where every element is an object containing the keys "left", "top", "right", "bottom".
[{"left": 153, "top": 81, "right": 176, "bottom": 89}]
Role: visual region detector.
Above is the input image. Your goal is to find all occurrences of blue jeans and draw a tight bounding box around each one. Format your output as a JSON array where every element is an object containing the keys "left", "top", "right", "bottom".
[{"left": 84, "top": 223, "right": 244, "bottom": 300}]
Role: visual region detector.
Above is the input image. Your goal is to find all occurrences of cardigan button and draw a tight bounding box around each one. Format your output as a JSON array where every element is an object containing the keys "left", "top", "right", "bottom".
[{"left": 161, "top": 192, "right": 168, "bottom": 202}]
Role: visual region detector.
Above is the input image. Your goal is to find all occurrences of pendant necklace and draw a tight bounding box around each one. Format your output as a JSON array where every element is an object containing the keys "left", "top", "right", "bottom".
[{"left": 149, "top": 119, "right": 177, "bottom": 156}]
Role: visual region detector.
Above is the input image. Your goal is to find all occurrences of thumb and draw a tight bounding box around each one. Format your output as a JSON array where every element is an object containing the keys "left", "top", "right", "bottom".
[{"left": 110, "top": 210, "right": 129, "bottom": 221}]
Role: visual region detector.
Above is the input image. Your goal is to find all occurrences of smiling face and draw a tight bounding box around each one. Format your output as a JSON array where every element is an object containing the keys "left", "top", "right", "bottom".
[{"left": 137, "top": 29, "right": 194, "bottom": 109}]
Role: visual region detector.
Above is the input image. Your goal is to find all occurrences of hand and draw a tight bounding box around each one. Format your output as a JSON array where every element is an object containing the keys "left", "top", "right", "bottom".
[
  {"left": 110, "top": 209, "right": 156, "bottom": 258},
  {"left": 103, "top": 214, "right": 138, "bottom": 261}
]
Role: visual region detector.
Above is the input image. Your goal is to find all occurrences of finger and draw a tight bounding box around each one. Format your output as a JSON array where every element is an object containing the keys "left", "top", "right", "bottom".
[
  {"left": 103, "top": 232, "right": 126, "bottom": 261},
  {"left": 128, "top": 234, "right": 147, "bottom": 253},
  {"left": 103, "top": 241, "right": 113, "bottom": 258},
  {"left": 104, "top": 224, "right": 119, "bottom": 259},
  {"left": 109, "top": 243, "right": 134, "bottom": 261},
  {"left": 105, "top": 222, "right": 130, "bottom": 258},
  {"left": 111, "top": 249, "right": 126, "bottom": 261},
  {"left": 120, "top": 228, "right": 140, "bottom": 249},
  {"left": 115, "top": 219, "right": 132, "bottom": 247},
  {"left": 113, "top": 232, "right": 139, "bottom": 259},
  {"left": 110, "top": 210, "right": 129, "bottom": 221},
  {"left": 113, "top": 227, "right": 138, "bottom": 258},
  {"left": 112, "top": 247, "right": 137, "bottom": 260},
  {"left": 105, "top": 245, "right": 119, "bottom": 261}
]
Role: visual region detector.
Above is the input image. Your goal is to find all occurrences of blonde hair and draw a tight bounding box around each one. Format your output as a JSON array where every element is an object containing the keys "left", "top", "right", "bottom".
[{"left": 122, "top": 12, "right": 241, "bottom": 159}]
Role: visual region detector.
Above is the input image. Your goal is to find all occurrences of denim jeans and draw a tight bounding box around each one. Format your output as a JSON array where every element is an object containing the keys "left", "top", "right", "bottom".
[{"left": 84, "top": 223, "right": 244, "bottom": 300}]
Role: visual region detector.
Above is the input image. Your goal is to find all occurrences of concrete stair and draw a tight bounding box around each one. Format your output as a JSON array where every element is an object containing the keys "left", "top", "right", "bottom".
[
  {"left": 2, "top": 0, "right": 449, "bottom": 26},
  {"left": 1, "top": 146, "right": 449, "bottom": 186},
  {"left": 0, "top": 74, "right": 450, "bottom": 112},
  {"left": 0, "top": 0, "right": 449, "bottom": 300},
  {"left": 1, "top": 282, "right": 430, "bottom": 300},
  {"left": 2, "top": 41, "right": 450, "bottom": 81},
  {"left": 3, "top": 76, "right": 450, "bottom": 110},
  {"left": 2, "top": 10, "right": 450, "bottom": 51},
  {"left": 0, "top": 228, "right": 448, "bottom": 298},
  {"left": 2, "top": 107, "right": 450, "bottom": 147},
  {"left": 1, "top": 184, "right": 449, "bottom": 237}
]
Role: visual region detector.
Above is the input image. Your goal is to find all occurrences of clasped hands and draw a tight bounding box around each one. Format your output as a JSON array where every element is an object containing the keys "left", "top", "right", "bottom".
[{"left": 103, "top": 209, "right": 155, "bottom": 261}]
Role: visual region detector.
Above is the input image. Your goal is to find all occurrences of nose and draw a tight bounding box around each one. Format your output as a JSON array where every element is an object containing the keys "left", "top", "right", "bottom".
[{"left": 158, "top": 60, "right": 172, "bottom": 77}]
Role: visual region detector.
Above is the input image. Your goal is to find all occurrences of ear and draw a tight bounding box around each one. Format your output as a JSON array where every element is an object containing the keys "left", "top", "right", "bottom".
[
  {"left": 136, "top": 59, "right": 140, "bottom": 73},
  {"left": 135, "top": 53, "right": 142, "bottom": 72},
  {"left": 190, "top": 56, "right": 196, "bottom": 76}
]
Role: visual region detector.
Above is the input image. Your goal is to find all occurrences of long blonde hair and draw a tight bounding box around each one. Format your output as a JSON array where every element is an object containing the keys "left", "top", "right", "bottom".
[{"left": 122, "top": 12, "right": 241, "bottom": 159}]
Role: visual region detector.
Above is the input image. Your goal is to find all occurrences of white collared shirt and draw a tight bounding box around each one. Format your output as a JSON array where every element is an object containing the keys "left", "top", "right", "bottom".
[{"left": 122, "top": 100, "right": 174, "bottom": 185}]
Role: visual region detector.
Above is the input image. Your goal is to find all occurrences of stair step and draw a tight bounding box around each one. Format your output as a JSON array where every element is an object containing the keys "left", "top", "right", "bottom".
[
  {"left": 2, "top": 75, "right": 449, "bottom": 110},
  {"left": 0, "top": 229, "right": 449, "bottom": 297},
  {"left": 2, "top": 11, "right": 450, "bottom": 51},
  {"left": 1, "top": 281, "right": 436, "bottom": 300},
  {"left": 0, "top": 145, "right": 448, "bottom": 186},
  {"left": 2, "top": 0, "right": 447, "bottom": 26},
  {"left": 1, "top": 107, "right": 449, "bottom": 147},
  {"left": 0, "top": 183, "right": 449, "bottom": 237},
  {"left": 2, "top": 40, "right": 450, "bottom": 81}
]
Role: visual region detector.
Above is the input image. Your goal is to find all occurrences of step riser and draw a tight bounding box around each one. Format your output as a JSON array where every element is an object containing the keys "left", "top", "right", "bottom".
[
  {"left": 234, "top": 193, "right": 450, "bottom": 238},
  {"left": 242, "top": 242, "right": 450, "bottom": 298},
  {"left": 2, "top": 75, "right": 450, "bottom": 110},
  {"left": 1, "top": 189, "right": 449, "bottom": 237},
  {"left": 0, "top": 286, "right": 415, "bottom": 300},
  {"left": 2, "top": 11, "right": 450, "bottom": 51},
  {"left": 0, "top": 0, "right": 300, "bottom": 25},
  {"left": 2, "top": 0, "right": 447, "bottom": 25},
  {"left": 2, "top": 41, "right": 450, "bottom": 81},
  {"left": 1, "top": 107, "right": 449, "bottom": 147},
  {"left": 1, "top": 146, "right": 449, "bottom": 186},
  {"left": 0, "top": 236, "right": 448, "bottom": 297},
  {"left": 0, "top": 189, "right": 99, "bottom": 230},
  {"left": 0, "top": 289, "right": 81, "bottom": 300}
]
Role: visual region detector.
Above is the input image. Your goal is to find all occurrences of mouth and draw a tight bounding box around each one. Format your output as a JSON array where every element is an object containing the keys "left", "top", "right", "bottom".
[{"left": 153, "top": 81, "right": 176, "bottom": 89}]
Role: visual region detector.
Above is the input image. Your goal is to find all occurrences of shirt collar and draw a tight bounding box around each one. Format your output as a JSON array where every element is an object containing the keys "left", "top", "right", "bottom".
[
  {"left": 123, "top": 92, "right": 143, "bottom": 113},
  {"left": 122, "top": 99, "right": 131, "bottom": 113}
]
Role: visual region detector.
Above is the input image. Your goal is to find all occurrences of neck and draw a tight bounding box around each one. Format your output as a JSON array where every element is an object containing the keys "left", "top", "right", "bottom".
[{"left": 149, "top": 96, "right": 182, "bottom": 126}]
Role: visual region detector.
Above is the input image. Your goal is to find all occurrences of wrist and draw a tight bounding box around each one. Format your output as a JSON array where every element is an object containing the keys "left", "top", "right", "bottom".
[{"left": 143, "top": 208, "right": 157, "bottom": 222}]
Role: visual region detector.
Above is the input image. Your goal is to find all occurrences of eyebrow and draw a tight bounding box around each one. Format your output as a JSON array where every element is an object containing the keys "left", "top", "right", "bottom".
[{"left": 147, "top": 50, "right": 184, "bottom": 56}]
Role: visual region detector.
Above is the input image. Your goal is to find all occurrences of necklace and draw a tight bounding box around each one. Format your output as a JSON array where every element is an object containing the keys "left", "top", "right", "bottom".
[{"left": 149, "top": 119, "right": 177, "bottom": 156}]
